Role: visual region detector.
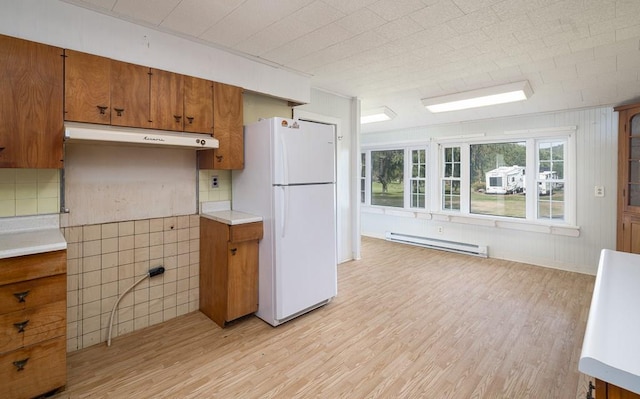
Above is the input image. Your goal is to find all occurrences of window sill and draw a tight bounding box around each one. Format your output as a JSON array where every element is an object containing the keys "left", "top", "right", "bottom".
[{"left": 361, "top": 206, "right": 580, "bottom": 237}]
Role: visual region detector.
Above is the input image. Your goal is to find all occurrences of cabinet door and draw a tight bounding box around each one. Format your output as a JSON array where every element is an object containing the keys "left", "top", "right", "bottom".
[
  {"left": 226, "top": 240, "right": 258, "bottom": 321},
  {"left": 184, "top": 76, "right": 213, "bottom": 134},
  {"left": 150, "top": 69, "right": 183, "bottom": 131},
  {"left": 620, "top": 215, "right": 640, "bottom": 254},
  {"left": 620, "top": 109, "right": 640, "bottom": 213},
  {"left": 199, "top": 82, "right": 243, "bottom": 169},
  {"left": 110, "top": 60, "right": 150, "bottom": 128},
  {"left": 64, "top": 50, "right": 111, "bottom": 124},
  {"left": 0, "top": 35, "right": 63, "bottom": 168}
]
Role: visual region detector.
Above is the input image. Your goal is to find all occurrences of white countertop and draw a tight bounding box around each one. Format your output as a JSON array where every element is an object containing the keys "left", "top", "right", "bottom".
[
  {"left": 579, "top": 249, "right": 640, "bottom": 394},
  {"left": 0, "top": 214, "right": 67, "bottom": 259},
  {"left": 201, "top": 210, "right": 262, "bottom": 225}
]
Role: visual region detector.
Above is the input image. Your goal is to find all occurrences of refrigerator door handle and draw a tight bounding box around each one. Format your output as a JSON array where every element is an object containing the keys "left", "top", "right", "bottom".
[
  {"left": 280, "top": 186, "right": 287, "bottom": 238},
  {"left": 280, "top": 135, "right": 289, "bottom": 185}
]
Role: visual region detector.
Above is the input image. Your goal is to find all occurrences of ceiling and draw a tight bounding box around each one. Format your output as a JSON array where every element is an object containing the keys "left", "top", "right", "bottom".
[{"left": 61, "top": 0, "right": 640, "bottom": 133}]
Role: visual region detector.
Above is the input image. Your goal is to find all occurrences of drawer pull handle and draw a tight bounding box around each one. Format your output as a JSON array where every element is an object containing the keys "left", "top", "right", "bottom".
[
  {"left": 13, "top": 320, "right": 29, "bottom": 333},
  {"left": 13, "top": 358, "right": 29, "bottom": 371},
  {"left": 174, "top": 115, "right": 182, "bottom": 123},
  {"left": 114, "top": 108, "right": 124, "bottom": 116},
  {"left": 97, "top": 105, "right": 108, "bottom": 114},
  {"left": 13, "top": 290, "right": 30, "bottom": 303},
  {"left": 216, "top": 155, "right": 224, "bottom": 162},
  {"left": 186, "top": 116, "right": 194, "bottom": 124},
  {"left": 230, "top": 248, "right": 237, "bottom": 255}
]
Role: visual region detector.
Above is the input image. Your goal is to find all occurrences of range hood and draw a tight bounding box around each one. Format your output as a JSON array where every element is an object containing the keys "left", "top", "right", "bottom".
[{"left": 64, "top": 123, "right": 219, "bottom": 149}]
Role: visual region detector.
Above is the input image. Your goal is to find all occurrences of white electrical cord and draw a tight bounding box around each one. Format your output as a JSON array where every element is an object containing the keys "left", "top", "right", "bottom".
[{"left": 106, "top": 273, "right": 150, "bottom": 347}]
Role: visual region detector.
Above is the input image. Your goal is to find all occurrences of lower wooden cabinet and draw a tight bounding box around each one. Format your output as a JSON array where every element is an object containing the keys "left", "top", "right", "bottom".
[
  {"left": 597, "top": 379, "right": 640, "bottom": 399},
  {"left": 0, "top": 250, "right": 67, "bottom": 399},
  {"left": 200, "top": 218, "right": 262, "bottom": 327}
]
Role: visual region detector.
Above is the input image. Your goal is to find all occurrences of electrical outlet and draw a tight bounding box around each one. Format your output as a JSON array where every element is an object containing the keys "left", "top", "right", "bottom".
[
  {"left": 594, "top": 185, "right": 604, "bottom": 197},
  {"left": 211, "top": 176, "right": 219, "bottom": 189},
  {"left": 437, "top": 226, "right": 444, "bottom": 234}
]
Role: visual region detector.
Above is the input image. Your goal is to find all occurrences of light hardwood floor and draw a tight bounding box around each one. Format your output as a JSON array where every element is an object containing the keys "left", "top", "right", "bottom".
[{"left": 54, "top": 237, "right": 596, "bottom": 398}]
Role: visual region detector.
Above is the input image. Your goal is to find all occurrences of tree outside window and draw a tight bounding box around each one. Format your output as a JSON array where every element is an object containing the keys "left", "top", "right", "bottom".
[{"left": 371, "top": 150, "right": 404, "bottom": 207}]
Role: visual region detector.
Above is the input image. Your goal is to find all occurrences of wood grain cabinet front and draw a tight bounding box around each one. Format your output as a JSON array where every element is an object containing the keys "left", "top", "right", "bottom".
[
  {"left": 200, "top": 218, "right": 262, "bottom": 327},
  {"left": 616, "top": 103, "right": 640, "bottom": 254},
  {"left": 0, "top": 250, "right": 67, "bottom": 399},
  {"left": 64, "top": 49, "right": 111, "bottom": 125},
  {"left": 596, "top": 379, "right": 640, "bottom": 399},
  {"left": 198, "top": 82, "right": 244, "bottom": 170},
  {"left": 0, "top": 34, "right": 64, "bottom": 168}
]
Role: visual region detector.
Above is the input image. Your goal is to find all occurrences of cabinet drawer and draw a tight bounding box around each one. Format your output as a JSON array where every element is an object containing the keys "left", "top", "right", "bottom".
[
  {"left": 0, "top": 250, "right": 66, "bottom": 286},
  {"left": 0, "top": 274, "right": 66, "bottom": 314},
  {"left": 0, "top": 300, "right": 66, "bottom": 354},
  {"left": 229, "top": 222, "right": 263, "bottom": 243},
  {"left": 0, "top": 336, "right": 66, "bottom": 399}
]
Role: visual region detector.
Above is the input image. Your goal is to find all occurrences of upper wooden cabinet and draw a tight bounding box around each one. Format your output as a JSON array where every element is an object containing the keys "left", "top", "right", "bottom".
[
  {"left": 64, "top": 50, "right": 111, "bottom": 124},
  {"left": 150, "top": 69, "right": 184, "bottom": 131},
  {"left": 110, "top": 60, "right": 151, "bottom": 128},
  {"left": 183, "top": 76, "right": 214, "bottom": 134},
  {"left": 199, "top": 82, "right": 244, "bottom": 170},
  {"left": 0, "top": 35, "right": 64, "bottom": 168},
  {"left": 616, "top": 103, "right": 640, "bottom": 253}
]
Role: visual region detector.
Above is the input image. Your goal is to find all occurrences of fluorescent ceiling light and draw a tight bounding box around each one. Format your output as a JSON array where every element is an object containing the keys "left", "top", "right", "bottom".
[
  {"left": 422, "top": 81, "right": 533, "bottom": 113},
  {"left": 361, "top": 106, "right": 396, "bottom": 124}
]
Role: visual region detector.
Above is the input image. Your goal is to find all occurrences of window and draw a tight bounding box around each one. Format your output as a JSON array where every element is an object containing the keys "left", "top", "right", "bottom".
[
  {"left": 537, "top": 140, "right": 565, "bottom": 221},
  {"left": 470, "top": 141, "right": 526, "bottom": 218},
  {"left": 371, "top": 149, "right": 404, "bottom": 207},
  {"left": 361, "top": 128, "right": 573, "bottom": 228},
  {"left": 441, "top": 146, "right": 461, "bottom": 210},
  {"left": 410, "top": 149, "right": 426, "bottom": 208},
  {"left": 360, "top": 152, "right": 366, "bottom": 204}
]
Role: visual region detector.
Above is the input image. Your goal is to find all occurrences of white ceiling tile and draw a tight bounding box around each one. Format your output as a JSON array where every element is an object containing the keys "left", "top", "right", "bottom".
[
  {"left": 553, "top": 48, "right": 594, "bottom": 67},
  {"left": 617, "top": 24, "right": 640, "bottom": 42},
  {"left": 367, "top": 0, "right": 426, "bottom": 22},
  {"left": 616, "top": 0, "right": 640, "bottom": 17},
  {"left": 593, "top": 37, "right": 639, "bottom": 59},
  {"left": 410, "top": 0, "right": 464, "bottom": 29},
  {"left": 481, "top": 15, "right": 533, "bottom": 39},
  {"left": 446, "top": 6, "right": 500, "bottom": 34},
  {"left": 493, "top": 53, "right": 531, "bottom": 69},
  {"left": 542, "top": 25, "right": 590, "bottom": 48},
  {"left": 529, "top": 43, "right": 572, "bottom": 61},
  {"left": 68, "top": 0, "right": 118, "bottom": 11},
  {"left": 374, "top": 16, "right": 424, "bottom": 41},
  {"left": 526, "top": 0, "right": 584, "bottom": 26},
  {"left": 569, "top": 32, "right": 616, "bottom": 52},
  {"left": 445, "top": 30, "right": 490, "bottom": 50},
  {"left": 540, "top": 65, "right": 578, "bottom": 84},
  {"left": 616, "top": 52, "right": 640, "bottom": 72},
  {"left": 321, "top": 0, "right": 378, "bottom": 14},
  {"left": 452, "top": 0, "right": 503, "bottom": 14},
  {"left": 335, "top": 8, "right": 387, "bottom": 35},
  {"left": 160, "top": 0, "right": 244, "bottom": 37},
  {"left": 111, "top": 0, "right": 180, "bottom": 25},
  {"left": 519, "top": 58, "right": 557, "bottom": 74},
  {"left": 576, "top": 57, "right": 617, "bottom": 78},
  {"left": 489, "top": 65, "right": 525, "bottom": 81},
  {"left": 261, "top": 23, "right": 354, "bottom": 65}
]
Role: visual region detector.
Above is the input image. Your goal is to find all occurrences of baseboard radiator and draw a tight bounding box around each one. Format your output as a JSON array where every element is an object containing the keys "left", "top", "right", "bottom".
[{"left": 385, "top": 232, "right": 488, "bottom": 258}]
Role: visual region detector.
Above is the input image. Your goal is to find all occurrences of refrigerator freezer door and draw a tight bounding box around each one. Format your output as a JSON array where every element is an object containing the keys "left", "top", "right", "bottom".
[
  {"left": 273, "top": 121, "right": 335, "bottom": 185},
  {"left": 273, "top": 183, "right": 337, "bottom": 321}
]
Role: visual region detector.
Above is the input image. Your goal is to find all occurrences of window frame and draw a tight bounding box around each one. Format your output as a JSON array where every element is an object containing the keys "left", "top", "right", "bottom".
[{"left": 361, "top": 126, "right": 576, "bottom": 231}]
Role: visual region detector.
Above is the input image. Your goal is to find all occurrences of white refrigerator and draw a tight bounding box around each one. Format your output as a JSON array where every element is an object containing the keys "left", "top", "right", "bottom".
[{"left": 232, "top": 117, "right": 337, "bottom": 326}]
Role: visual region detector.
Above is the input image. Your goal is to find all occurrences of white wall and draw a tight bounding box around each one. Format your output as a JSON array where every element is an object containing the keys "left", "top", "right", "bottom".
[
  {"left": 361, "top": 106, "right": 618, "bottom": 275},
  {"left": 295, "top": 89, "right": 359, "bottom": 263},
  {"left": 0, "top": 0, "right": 309, "bottom": 104}
]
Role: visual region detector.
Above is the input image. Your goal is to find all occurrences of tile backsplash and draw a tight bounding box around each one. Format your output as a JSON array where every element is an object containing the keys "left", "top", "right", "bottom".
[
  {"left": 63, "top": 215, "right": 200, "bottom": 351},
  {"left": 199, "top": 169, "right": 231, "bottom": 203},
  {"left": 0, "top": 168, "right": 60, "bottom": 217}
]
